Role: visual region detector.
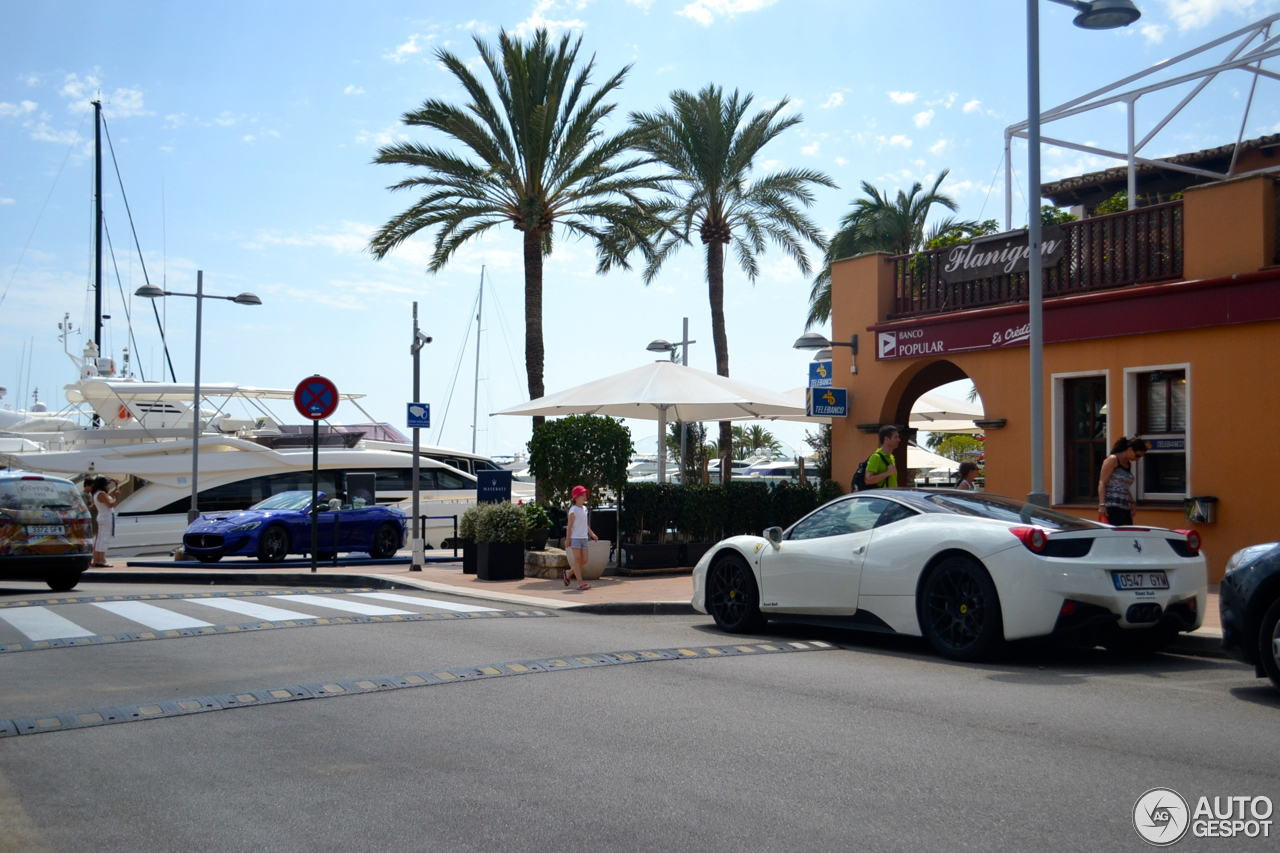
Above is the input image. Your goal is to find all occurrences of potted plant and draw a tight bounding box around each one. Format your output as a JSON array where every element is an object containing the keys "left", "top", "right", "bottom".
[
  {"left": 475, "top": 501, "right": 528, "bottom": 581},
  {"left": 523, "top": 502, "right": 552, "bottom": 551},
  {"left": 458, "top": 504, "right": 488, "bottom": 575}
]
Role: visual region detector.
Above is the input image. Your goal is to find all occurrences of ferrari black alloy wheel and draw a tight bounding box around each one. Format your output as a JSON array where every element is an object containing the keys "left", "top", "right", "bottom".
[
  {"left": 921, "top": 556, "right": 1003, "bottom": 661},
  {"left": 257, "top": 525, "right": 290, "bottom": 563},
  {"left": 371, "top": 523, "right": 400, "bottom": 559},
  {"left": 707, "top": 554, "right": 766, "bottom": 634}
]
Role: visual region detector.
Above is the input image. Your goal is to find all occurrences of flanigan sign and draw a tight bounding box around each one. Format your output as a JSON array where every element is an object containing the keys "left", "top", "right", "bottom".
[{"left": 940, "top": 225, "right": 1067, "bottom": 283}]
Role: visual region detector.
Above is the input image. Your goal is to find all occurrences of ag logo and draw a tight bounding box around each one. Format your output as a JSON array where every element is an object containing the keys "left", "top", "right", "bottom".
[
  {"left": 815, "top": 363, "right": 828, "bottom": 378},
  {"left": 822, "top": 390, "right": 837, "bottom": 406},
  {"left": 878, "top": 331, "right": 896, "bottom": 358},
  {"left": 1133, "top": 787, "right": 1190, "bottom": 846}
]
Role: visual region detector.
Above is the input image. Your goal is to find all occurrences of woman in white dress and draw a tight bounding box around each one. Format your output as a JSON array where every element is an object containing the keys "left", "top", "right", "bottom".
[{"left": 90, "top": 476, "right": 121, "bottom": 567}]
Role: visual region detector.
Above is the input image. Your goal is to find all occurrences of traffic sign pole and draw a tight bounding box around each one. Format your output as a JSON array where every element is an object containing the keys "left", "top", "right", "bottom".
[
  {"left": 311, "top": 419, "right": 318, "bottom": 574},
  {"left": 411, "top": 304, "right": 422, "bottom": 571},
  {"left": 294, "top": 375, "right": 340, "bottom": 575}
]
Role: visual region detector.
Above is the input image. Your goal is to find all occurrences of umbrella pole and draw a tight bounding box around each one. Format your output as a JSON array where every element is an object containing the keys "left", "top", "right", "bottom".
[{"left": 657, "top": 404, "right": 667, "bottom": 485}]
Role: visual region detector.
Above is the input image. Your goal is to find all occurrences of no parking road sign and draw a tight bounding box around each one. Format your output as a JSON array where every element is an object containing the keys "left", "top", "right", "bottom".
[{"left": 294, "top": 375, "right": 339, "bottom": 421}]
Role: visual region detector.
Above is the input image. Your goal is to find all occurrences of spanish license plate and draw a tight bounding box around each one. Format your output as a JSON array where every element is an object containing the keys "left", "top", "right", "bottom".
[
  {"left": 27, "top": 525, "right": 66, "bottom": 537},
  {"left": 1112, "top": 570, "right": 1169, "bottom": 591}
]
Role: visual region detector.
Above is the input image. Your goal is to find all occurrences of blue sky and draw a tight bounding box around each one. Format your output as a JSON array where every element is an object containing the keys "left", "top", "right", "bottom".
[{"left": 3, "top": 0, "right": 1278, "bottom": 458}]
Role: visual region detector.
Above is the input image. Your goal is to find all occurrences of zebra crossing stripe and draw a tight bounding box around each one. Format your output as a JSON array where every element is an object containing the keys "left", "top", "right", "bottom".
[
  {"left": 352, "top": 592, "right": 497, "bottom": 613},
  {"left": 267, "top": 594, "right": 414, "bottom": 616},
  {"left": 0, "top": 609, "right": 553, "bottom": 655},
  {"left": 90, "top": 601, "right": 215, "bottom": 631},
  {"left": 0, "top": 607, "right": 95, "bottom": 641},
  {"left": 186, "top": 598, "right": 322, "bottom": 622},
  {"left": 0, "top": 641, "right": 834, "bottom": 738}
]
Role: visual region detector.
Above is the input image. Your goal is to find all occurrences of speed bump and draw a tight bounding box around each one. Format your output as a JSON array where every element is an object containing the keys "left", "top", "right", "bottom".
[{"left": 1, "top": 642, "right": 835, "bottom": 739}]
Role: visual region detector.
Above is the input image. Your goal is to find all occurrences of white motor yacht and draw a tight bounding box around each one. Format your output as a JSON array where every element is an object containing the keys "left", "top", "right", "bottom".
[{"left": 1, "top": 348, "right": 532, "bottom": 558}]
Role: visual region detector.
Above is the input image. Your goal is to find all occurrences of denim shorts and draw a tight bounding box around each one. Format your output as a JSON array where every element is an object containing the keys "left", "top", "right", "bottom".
[{"left": 570, "top": 537, "right": 590, "bottom": 550}]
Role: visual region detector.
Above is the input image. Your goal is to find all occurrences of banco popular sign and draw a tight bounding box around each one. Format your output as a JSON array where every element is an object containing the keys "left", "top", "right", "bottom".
[
  {"left": 877, "top": 319, "right": 1032, "bottom": 361},
  {"left": 940, "top": 225, "right": 1066, "bottom": 283}
]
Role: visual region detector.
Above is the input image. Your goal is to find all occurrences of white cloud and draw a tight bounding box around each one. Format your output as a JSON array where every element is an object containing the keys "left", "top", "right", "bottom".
[
  {"left": 1158, "top": 0, "right": 1257, "bottom": 31},
  {"left": 947, "top": 180, "right": 977, "bottom": 195},
  {"left": 834, "top": 156, "right": 848, "bottom": 166},
  {"left": 19, "top": 73, "right": 39, "bottom": 86},
  {"left": 929, "top": 138, "right": 950, "bottom": 155},
  {"left": 59, "top": 73, "right": 150, "bottom": 118},
  {"left": 0, "top": 100, "right": 38, "bottom": 118},
  {"left": 384, "top": 33, "right": 435, "bottom": 63},
  {"left": 887, "top": 91, "right": 917, "bottom": 104},
  {"left": 344, "top": 85, "right": 366, "bottom": 96},
  {"left": 821, "top": 92, "right": 843, "bottom": 109},
  {"left": 356, "top": 125, "right": 410, "bottom": 147},
  {"left": 963, "top": 99, "right": 982, "bottom": 114},
  {"left": 879, "top": 135, "right": 913, "bottom": 148},
  {"left": 514, "top": 1, "right": 587, "bottom": 36},
  {"left": 0, "top": 197, "right": 14, "bottom": 205},
  {"left": 927, "top": 93, "right": 958, "bottom": 109},
  {"left": 913, "top": 109, "right": 934, "bottom": 128},
  {"left": 1141, "top": 23, "right": 1168, "bottom": 43},
  {"left": 459, "top": 19, "right": 496, "bottom": 34},
  {"left": 676, "top": 0, "right": 777, "bottom": 26},
  {"left": 28, "top": 122, "right": 81, "bottom": 145},
  {"left": 243, "top": 134, "right": 256, "bottom": 142},
  {"left": 801, "top": 140, "right": 820, "bottom": 155}
]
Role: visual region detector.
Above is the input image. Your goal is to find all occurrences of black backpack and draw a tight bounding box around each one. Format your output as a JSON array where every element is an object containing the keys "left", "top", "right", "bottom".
[{"left": 852, "top": 450, "right": 886, "bottom": 491}]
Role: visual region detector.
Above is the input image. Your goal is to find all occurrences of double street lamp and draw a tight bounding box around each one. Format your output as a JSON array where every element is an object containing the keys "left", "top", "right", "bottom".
[
  {"left": 646, "top": 318, "right": 695, "bottom": 484},
  {"left": 136, "top": 272, "right": 262, "bottom": 523},
  {"left": 1026, "top": 0, "right": 1141, "bottom": 506}
]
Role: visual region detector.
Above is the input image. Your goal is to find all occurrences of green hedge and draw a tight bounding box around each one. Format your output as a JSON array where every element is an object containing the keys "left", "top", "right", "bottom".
[{"left": 621, "top": 479, "right": 845, "bottom": 544}]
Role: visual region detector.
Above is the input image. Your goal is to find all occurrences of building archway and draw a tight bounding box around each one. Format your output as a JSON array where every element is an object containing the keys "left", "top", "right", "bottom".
[{"left": 877, "top": 358, "right": 976, "bottom": 485}]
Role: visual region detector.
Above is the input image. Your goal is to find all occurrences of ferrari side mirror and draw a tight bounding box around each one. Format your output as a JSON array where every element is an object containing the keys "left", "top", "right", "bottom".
[{"left": 763, "top": 526, "right": 783, "bottom": 548}]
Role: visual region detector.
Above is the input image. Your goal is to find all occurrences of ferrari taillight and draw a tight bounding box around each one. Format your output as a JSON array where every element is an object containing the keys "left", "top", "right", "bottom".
[
  {"left": 1010, "top": 526, "right": 1048, "bottom": 553},
  {"left": 1173, "top": 528, "right": 1201, "bottom": 555}
]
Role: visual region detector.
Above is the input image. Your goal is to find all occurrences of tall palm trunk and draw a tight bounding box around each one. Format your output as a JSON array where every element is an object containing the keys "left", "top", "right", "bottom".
[
  {"left": 706, "top": 239, "right": 732, "bottom": 483},
  {"left": 524, "top": 229, "right": 546, "bottom": 501}
]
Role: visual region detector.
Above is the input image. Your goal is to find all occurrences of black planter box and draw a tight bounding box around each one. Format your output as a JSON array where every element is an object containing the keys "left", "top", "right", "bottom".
[
  {"left": 477, "top": 541, "right": 525, "bottom": 581},
  {"left": 462, "top": 539, "right": 477, "bottom": 575},
  {"left": 525, "top": 529, "right": 550, "bottom": 551},
  {"left": 681, "top": 542, "right": 715, "bottom": 567},
  {"left": 621, "top": 543, "right": 682, "bottom": 571}
]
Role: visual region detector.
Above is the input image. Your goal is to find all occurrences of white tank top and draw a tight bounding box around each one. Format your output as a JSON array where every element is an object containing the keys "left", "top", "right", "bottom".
[
  {"left": 94, "top": 491, "right": 115, "bottom": 533},
  {"left": 567, "top": 505, "right": 588, "bottom": 540}
]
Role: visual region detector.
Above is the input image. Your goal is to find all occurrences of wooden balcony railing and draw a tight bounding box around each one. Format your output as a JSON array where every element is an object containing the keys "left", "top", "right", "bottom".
[{"left": 890, "top": 201, "right": 1183, "bottom": 319}]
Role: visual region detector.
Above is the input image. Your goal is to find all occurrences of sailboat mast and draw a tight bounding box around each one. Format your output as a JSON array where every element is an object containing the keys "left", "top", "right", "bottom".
[
  {"left": 93, "top": 98, "right": 104, "bottom": 353},
  {"left": 471, "top": 266, "right": 484, "bottom": 454}
]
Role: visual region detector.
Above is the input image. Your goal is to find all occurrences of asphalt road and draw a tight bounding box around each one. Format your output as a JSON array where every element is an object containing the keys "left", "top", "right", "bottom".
[{"left": 0, "top": 580, "right": 1276, "bottom": 853}]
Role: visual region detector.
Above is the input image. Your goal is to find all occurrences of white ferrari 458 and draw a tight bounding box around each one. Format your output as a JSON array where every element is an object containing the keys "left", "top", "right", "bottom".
[{"left": 691, "top": 490, "right": 1207, "bottom": 661}]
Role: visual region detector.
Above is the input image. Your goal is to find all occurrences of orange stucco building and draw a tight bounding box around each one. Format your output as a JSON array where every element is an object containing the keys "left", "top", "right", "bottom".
[{"left": 829, "top": 174, "right": 1280, "bottom": 582}]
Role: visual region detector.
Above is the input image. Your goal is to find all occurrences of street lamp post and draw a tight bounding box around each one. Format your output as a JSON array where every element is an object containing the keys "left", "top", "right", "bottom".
[
  {"left": 1026, "top": 0, "right": 1141, "bottom": 507},
  {"left": 136, "top": 272, "right": 262, "bottom": 525},
  {"left": 647, "top": 318, "right": 696, "bottom": 484}
]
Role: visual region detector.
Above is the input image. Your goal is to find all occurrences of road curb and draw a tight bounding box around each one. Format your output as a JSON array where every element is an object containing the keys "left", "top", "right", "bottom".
[
  {"left": 566, "top": 602, "right": 696, "bottom": 615},
  {"left": 1167, "top": 631, "right": 1227, "bottom": 659},
  {"left": 81, "top": 571, "right": 425, "bottom": 591}
]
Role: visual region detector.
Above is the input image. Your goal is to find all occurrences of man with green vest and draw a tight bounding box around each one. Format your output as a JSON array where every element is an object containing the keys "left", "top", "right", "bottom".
[{"left": 864, "top": 424, "right": 901, "bottom": 488}]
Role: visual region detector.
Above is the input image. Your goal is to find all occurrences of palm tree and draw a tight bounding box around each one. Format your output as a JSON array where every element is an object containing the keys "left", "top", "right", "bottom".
[
  {"left": 732, "top": 424, "right": 781, "bottom": 459},
  {"left": 631, "top": 86, "right": 835, "bottom": 478},
  {"left": 805, "top": 170, "right": 974, "bottom": 328},
  {"left": 369, "top": 29, "right": 661, "bottom": 428}
]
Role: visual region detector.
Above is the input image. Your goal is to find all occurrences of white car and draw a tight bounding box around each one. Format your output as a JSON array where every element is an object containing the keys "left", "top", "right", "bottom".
[{"left": 691, "top": 489, "right": 1207, "bottom": 661}]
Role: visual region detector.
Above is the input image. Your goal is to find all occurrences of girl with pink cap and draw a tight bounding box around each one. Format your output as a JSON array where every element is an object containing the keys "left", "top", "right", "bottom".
[{"left": 564, "top": 485, "right": 598, "bottom": 591}]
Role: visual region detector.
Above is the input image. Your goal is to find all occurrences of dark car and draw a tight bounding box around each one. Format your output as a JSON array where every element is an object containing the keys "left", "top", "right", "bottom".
[
  {"left": 182, "top": 491, "right": 406, "bottom": 563},
  {"left": 0, "top": 471, "right": 93, "bottom": 591},
  {"left": 1219, "top": 540, "right": 1280, "bottom": 690}
]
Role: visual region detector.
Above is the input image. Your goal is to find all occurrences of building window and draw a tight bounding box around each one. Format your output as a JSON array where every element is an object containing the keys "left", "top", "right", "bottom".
[
  {"left": 1063, "top": 376, "right": 1108, "bottom": 502},
  {"left": 1136, "top": 369, "right": 1188, "bottom": 500}
]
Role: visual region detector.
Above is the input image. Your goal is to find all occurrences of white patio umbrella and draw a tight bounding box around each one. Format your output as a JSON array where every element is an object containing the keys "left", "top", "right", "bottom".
[
  {"left": 907, "top": 444, "right": 960, "bottom": 471},
  {"left": 779, "top": 389, "right": 984, "bottom": 433},
  {"left": 492, "top": 361, "right": 807, "bottom": 483}
]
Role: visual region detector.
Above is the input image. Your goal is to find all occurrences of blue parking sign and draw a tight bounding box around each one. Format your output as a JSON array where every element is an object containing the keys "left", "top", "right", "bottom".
[
  {"left": 406, "top": 403, "right": 431, "bottom": 430},
  {"left": 807, "top": 387, "right": 848, "bottom": 418},
  {"left": 808, "top": 360, "right": 833, "bottom": 388}
]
